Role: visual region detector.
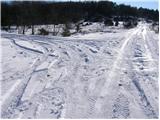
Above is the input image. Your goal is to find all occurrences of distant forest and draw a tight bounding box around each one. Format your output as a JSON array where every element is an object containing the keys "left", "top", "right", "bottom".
[{"left": 1, "top": 1, "right": 159, "bottom": 27}]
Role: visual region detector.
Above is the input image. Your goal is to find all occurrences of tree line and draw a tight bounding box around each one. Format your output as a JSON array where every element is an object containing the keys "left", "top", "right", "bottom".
[{"left": 1, "top": 1, "right": 159, "bottom": 27}]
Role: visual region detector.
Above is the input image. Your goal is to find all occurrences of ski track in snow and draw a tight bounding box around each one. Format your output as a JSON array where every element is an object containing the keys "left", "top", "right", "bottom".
[{"left": 1, "top": 23, "right": 159, "bottom": 118}]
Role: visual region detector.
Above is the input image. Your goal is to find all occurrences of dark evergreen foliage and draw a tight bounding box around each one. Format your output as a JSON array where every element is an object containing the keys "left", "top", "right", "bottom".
[{"left": 1, "top": 1, "right": 159, "bottom": 27}]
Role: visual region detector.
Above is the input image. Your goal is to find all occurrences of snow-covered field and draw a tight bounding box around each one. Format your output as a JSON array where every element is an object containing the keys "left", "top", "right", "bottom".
[{"left": 0, "top": 23, "right": 159, "bottom": 118}]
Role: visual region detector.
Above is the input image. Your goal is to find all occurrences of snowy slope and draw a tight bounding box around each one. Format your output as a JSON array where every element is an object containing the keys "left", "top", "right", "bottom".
[{"left": 0, "top": 23, "right": 159, "bottom": 118}]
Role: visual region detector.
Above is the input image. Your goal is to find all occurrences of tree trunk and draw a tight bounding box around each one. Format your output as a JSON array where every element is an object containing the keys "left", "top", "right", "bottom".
[
  {"left": 16, "top": 24, "right": 19, "bottom": 30},
  {"left": 8, "top": 25, "right": 11, "bottom": 30},
  {"left": 22, "top": 25, "right": 25, "bottom": 34},
  {"left": 31, "top": 25, "right": 34, "bottom": 35},
  {"left": 53, "top": 24, "right": 55, "bottom": 35}
]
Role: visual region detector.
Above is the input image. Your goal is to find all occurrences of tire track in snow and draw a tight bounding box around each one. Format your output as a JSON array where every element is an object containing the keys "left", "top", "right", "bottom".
[
  {"left": 142, "top": 27, "right": 154, "bottom": 62},
  {"left": 1, "top": 70, "right": 33, "bottom": 118},
  {"left": 128, "top": 28, "right": 158, "bottom": 118},
  {"left": 84, "top": 28, "right": 140, "bottom": 118},
  {"left": 1, "top": 38, "right": 51, "bottom": 118},
  {"left": 11, "top": 39, "right": 68, "bottom": 118},
  {"left": 99, "top": 28, "right": 140, "bottom": 97},
  {"left": 1, "top": 24, "right": 158, "bottom": 118},
  {"left": 112, "top": 94, "right": 130, "bottom": 118},
  {"left": 4, "top": 37, "right": 58, "bottom": 58},
  {"left": 12, "top": 40, "right": 44, "bottom": 54},
  {"left": 1, "top": 79, "right": 22, "bottom": 104},
  {"left": 132, "top": 77, "right": 158, "bottom": 118},
  {"left": 87, "top": 28, "right": 141, "bottom": 117}
]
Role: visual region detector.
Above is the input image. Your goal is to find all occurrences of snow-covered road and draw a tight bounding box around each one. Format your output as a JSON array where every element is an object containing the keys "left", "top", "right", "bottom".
[{"left": 1, "top": 24, "right": 159, "bottom": 118}]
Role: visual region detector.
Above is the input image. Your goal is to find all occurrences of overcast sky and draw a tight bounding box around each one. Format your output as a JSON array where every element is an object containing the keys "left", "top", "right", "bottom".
[{"left": 2, "top": 0, "right": 159, "bottom": 10}]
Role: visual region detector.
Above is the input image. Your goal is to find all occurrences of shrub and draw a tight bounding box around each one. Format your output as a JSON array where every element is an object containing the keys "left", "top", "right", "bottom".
[
  {"left": 104, "top": 18, "right": 114, "bottom": 26},
  {"left": 133, "top": 20, "right": 138, "bottom": 26},
  {"left": 75, "top": 23, "right": 81, "bottom": 33},
  {"left": 62, "top": 24, "right": 71, "bottom": 37},
  {"left": 38, "top": 28, "right": 49, "bottom": 35},
  {"left": 123, "top": 21, "right": 132, "bottom": 28},
  {"left": 1, "top": 26, "right": 9, "bottom": 31},
  {"left": 115, "top": 20, "right": 119, "bottom": 26},
  {"left": 152, "top": 22, "right": 159, "bottom": 33},
  {"left": 123, "top": 17, "right": 138, "bottom": 28}
]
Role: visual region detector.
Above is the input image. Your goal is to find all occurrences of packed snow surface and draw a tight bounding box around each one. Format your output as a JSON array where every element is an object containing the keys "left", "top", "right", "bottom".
[{"left": 0, "top": 23, "right": 159, "bottom": 118}]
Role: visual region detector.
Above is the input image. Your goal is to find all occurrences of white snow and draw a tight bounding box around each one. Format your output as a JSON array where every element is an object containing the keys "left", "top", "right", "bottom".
[{"left": 0, "top": 22, "right": 159, "bottom": 119}]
